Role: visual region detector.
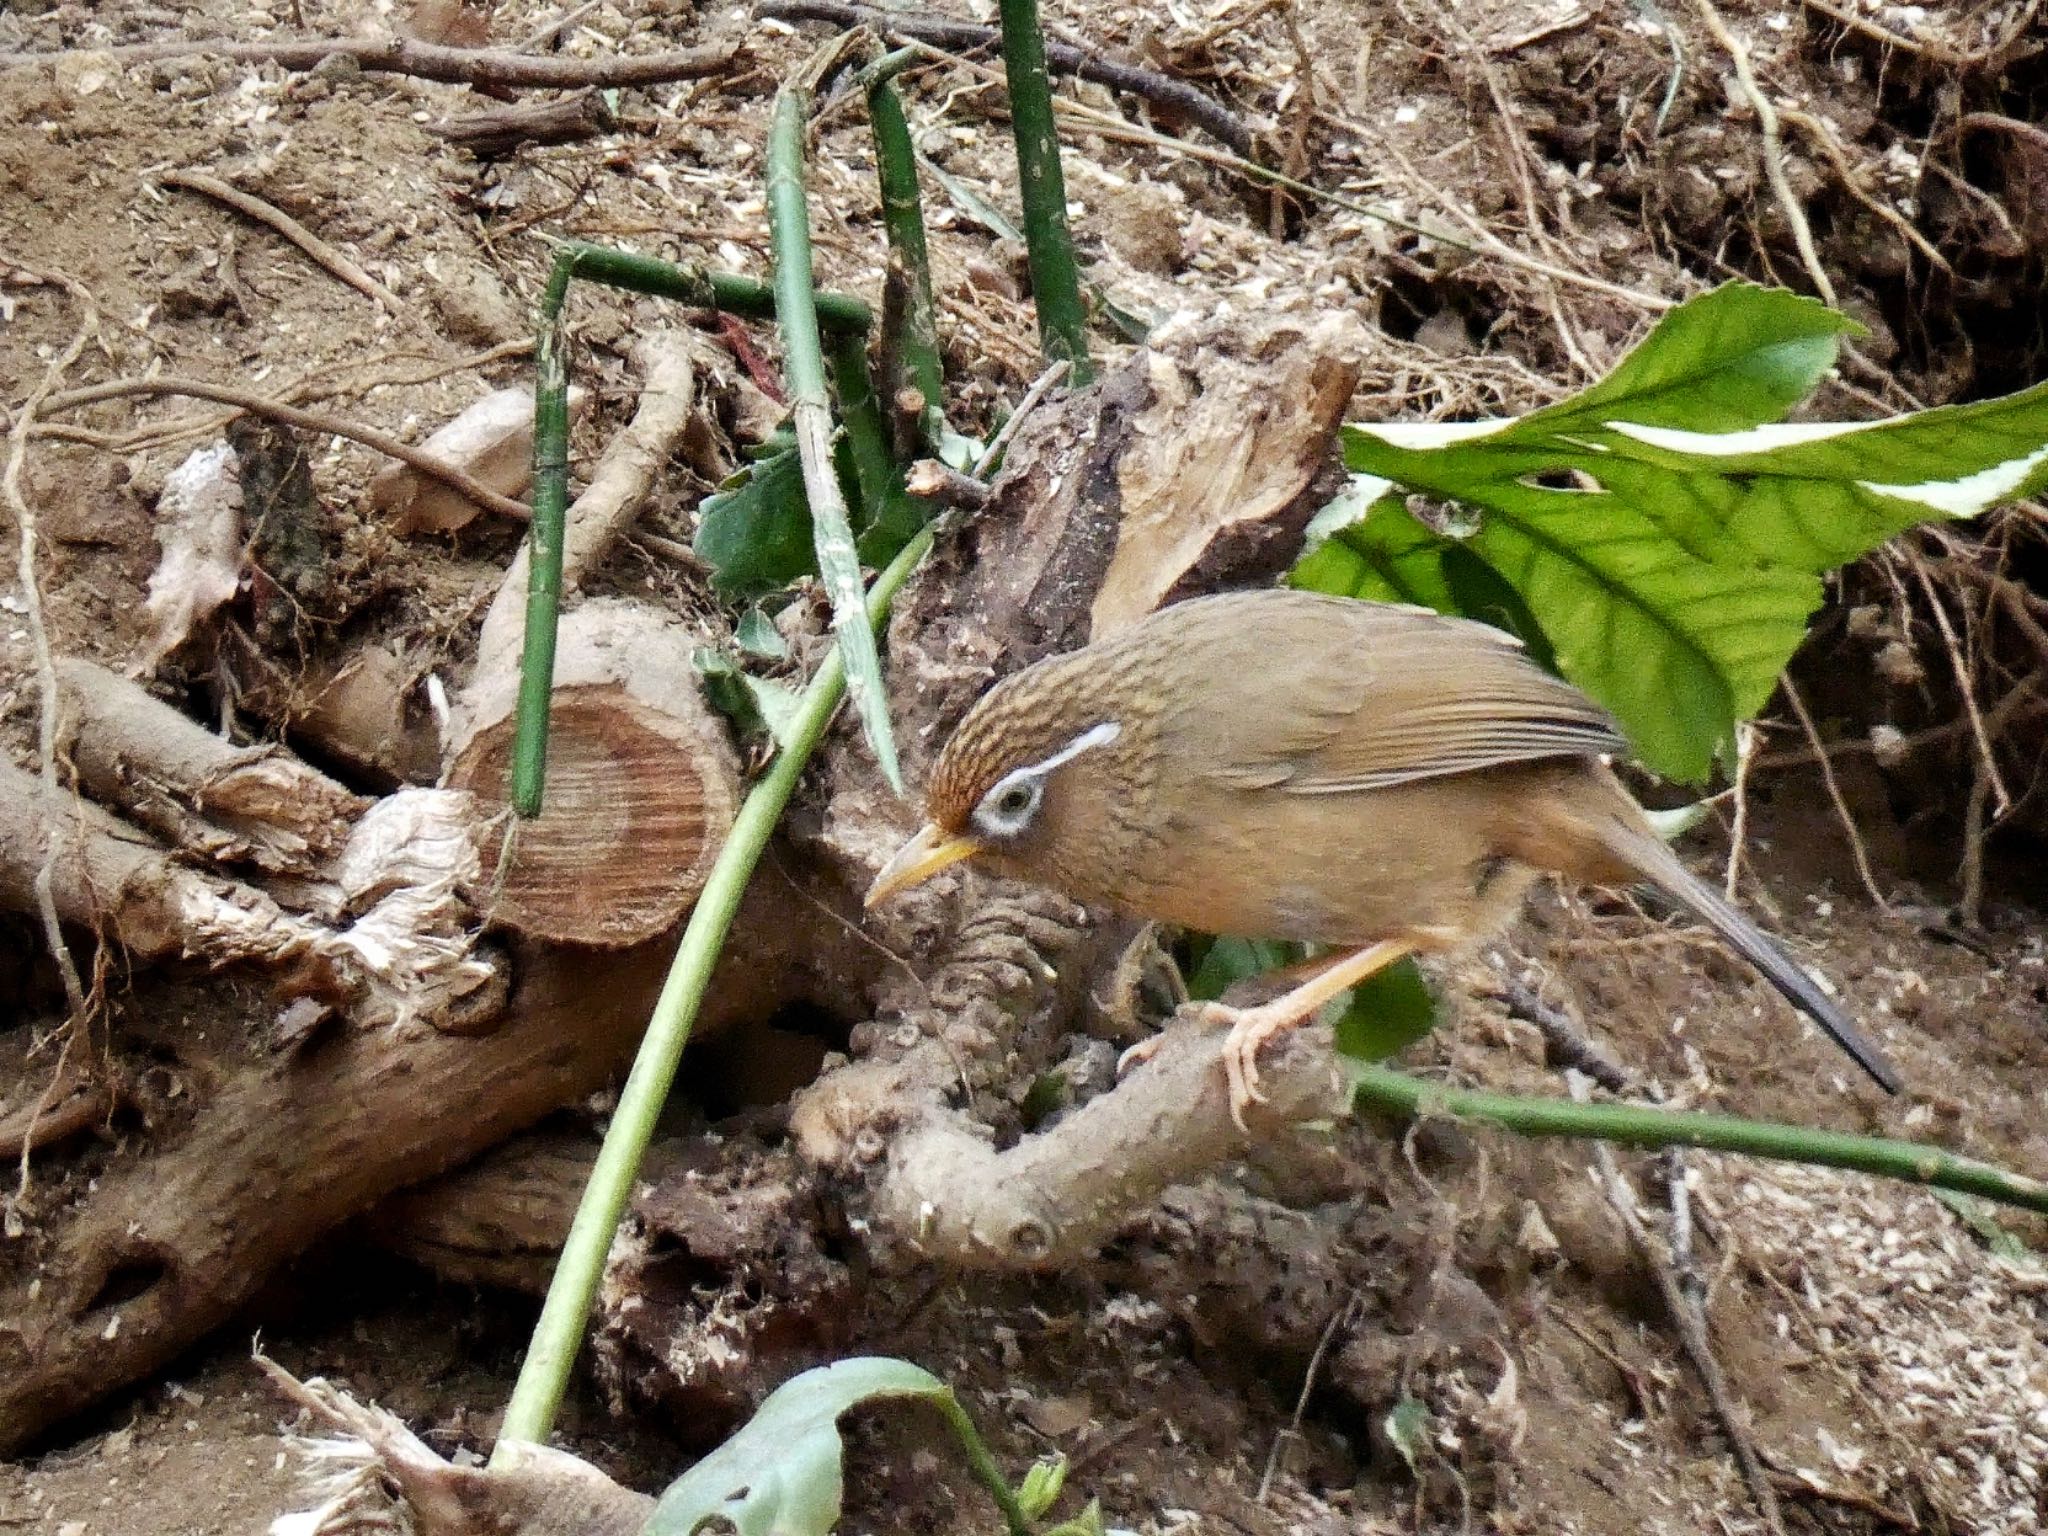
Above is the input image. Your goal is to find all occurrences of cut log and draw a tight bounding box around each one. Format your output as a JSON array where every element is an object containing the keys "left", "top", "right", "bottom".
[
  {"left": 446, "top": 599, "right": 741, "bottom": 947},
  {"left": 54, "top": 655, "right": 369, "bottom": 877}
]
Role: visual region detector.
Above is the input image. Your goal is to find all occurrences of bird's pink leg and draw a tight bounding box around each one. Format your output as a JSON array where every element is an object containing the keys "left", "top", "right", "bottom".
[{"left": 1215, "top": 938, "right": 1421, "bottom": 1130}]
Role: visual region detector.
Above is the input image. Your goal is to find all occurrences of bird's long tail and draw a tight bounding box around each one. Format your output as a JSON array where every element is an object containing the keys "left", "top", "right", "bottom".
[{"left": 1527, "top": 767, "right": 1903, "bottom": 1094}]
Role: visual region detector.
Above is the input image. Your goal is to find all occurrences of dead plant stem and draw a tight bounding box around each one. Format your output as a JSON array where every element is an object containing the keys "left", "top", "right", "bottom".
[
  {"left": 0, "top": 34, "right": 737, "bottom": 87},
  {"left": 158, "top": 170, "right": 407, "bottom": 316},
  {"left": 1, "top": 268, "right": 98, "bottom": 1022},
  {"left": 37, "top": 377, "right": 529, "bottom": 521},
  {"left": 1589, "top": 1131, "right": 1787, "bottom": 1536},
  {"left": 1778, "top": 678, "right": 1888, "bottom": 910},
  {"left": 1692, "top": 0, "right": 1835, "bottom": 307},
  {"left": 1906, "top": 550, "right": 2011, "bottom": 814}
]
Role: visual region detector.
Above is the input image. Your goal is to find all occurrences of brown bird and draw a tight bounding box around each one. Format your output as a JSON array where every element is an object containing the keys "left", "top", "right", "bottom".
[{"left": 867, "top": 589, "right": 1901, "bottom": 1123}]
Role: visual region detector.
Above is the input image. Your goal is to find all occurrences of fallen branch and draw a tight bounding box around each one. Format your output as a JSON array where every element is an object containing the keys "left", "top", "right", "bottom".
[
  {"left": 55, "top": 656, "right": 369, "bottom": 878},
  {"left": 430, "top": 91, "right": 618, "bottom": 157},
  {"left": 823, "top": 1017, "right": 1350, "bottom": 1270},
  {"left": 158, "top": 169, "right": 407, "bottom": 316},
  {"left": 0, "top": 934, "right": 663, "bottom": 1453},
  {"left": 0, "top": 34, "right": 738, "bottom": 89},
  {"left": 760, "top": 0, "right": 1258, "bottom": 157}
]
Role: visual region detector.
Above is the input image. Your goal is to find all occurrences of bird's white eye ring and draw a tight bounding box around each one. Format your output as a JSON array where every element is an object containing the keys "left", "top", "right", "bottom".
[
  {"left": 973, "top": 771, "right": 1043, "bottom": 837},
  {"left": 967, "top": 720, "right": 1119, "bottom": 840}
]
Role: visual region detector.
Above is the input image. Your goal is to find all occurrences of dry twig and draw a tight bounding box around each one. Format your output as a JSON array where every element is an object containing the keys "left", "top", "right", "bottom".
[
  {"left": 1905, "top": 549, "right": 2011, "bottom": 814},
  {"left": 1589, "top": 1128, "right": 1788, "bottom": 1536},
  {"left": 2, "top": 266, "right": 99, "bottom": 1022},
  {"left": 1693, "top": 0, "right": 1836, "bottom": 307},
  {"left": 1799, "top": 0, "right": 2044, "bottom": 71},
  {"left": 157, "top": 169, "right": 407, "bottom": 316},
  {"left": 0, "top": 33, "right": 738, "bottom": 87},
  {"left": 39, "top": 376, "right": 529, "bottom": 520},
  {"left": 759, "top": 0, "right": 1258, "bottom": 156},
  {"left": 1779, "top": 678, "right": 1889, "bottom": 910}
]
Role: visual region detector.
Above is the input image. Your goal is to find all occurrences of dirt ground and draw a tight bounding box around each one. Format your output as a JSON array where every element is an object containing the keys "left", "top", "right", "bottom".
[{"left": 3, "top": 0, "right": 2047, "bottom": 1533}]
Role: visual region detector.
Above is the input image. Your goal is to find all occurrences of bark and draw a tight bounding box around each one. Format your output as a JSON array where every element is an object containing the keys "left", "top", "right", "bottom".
[
  {"left": 430, "top": 92, "right": 619, "bottom": 158},
  {"left": 54, "top": 656, "right": 369, "bottom": 877},
  {"left": 0, "top": 941, "right": 643, "bottom": 1453}
]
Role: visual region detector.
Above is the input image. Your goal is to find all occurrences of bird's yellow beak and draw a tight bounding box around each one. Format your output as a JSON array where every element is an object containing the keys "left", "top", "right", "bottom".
[{"left": 865, "top": 823, "right": 983, "bottom": 907}]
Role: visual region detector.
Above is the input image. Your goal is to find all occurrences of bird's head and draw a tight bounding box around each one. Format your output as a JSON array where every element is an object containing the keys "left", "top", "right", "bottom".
[{"left": 865, "top": 660, "right": 1135, "bottom": 907}]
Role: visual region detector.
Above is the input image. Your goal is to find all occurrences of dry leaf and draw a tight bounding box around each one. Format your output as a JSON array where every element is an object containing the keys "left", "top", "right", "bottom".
[{"left": 136, "top": 441, "right": 242, "bottom": 676}]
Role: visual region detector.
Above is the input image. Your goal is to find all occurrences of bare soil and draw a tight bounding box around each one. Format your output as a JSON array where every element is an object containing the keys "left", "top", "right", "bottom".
[{"left": 3, "top": 1, "right": 2047, "bottom": 1534}]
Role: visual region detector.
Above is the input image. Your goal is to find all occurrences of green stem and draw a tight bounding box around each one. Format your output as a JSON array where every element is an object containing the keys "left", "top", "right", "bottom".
[
  {"left": 1350, "top": 1064, "right": 2048, "bottom": 1216},
  {"left": 493, "top": 525, "right": 934, "bottom": 1459},
  {"left": 509, "top": 253, "right": 576, "bottom": 816},
  {"left": 864, "top": 63, "right": 945, "bottom": 450},
  {"left": 541, "top": 237, "right": 873, "bottom": 334},
  {"left": 934, "top": 1391, "right": 1033, "bottom": 1536},
  {"left": 993, "top": 0, "right": 1093, "bottom": 383},
  {"left": 828, "top": 330, "right": 897, "bottom": 528},
  {"left": 509, "top": 241, "right": 872, "bottom": 816},
  {"left": 769, "top": 84, "right": 904, "bottom": 793}
]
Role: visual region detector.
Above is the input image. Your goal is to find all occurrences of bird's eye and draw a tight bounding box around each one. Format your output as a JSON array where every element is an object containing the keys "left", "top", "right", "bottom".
[{"left": 973, "top": 772, "right": 1043, "bottom": 836}]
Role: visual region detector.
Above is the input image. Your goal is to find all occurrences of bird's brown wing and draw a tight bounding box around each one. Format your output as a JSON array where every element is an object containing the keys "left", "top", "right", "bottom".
[{"left": 1191, "top": 594, "right": 1625, "bottom": 793}]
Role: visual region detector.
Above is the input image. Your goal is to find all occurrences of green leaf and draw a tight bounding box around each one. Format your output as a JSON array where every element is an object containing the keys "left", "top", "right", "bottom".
[
  {"left": 1332, "top": 958, "right": 1438, "bottom": 1064},
  {"left": 1042, "top": 1500, "right": 1110, "bottom": 1536},
  {"left": 693, "top": 648, "right": 805, "bottom": 751},
  {"left": 646, "top": 1358, "right": 952, "bottom": 1536},
  {"left": 1458, "top": 483, "right": 1822, "bottom": 780},
  {"left": 1532, "top": 281, "right": 1856, "bottom": 433},
  {"left": 1183, "top": 934, "right": 1293, "bottom": 1002},
  {"left": 1016, "top": 1456, "right": 1069, "bottom": 1520},
  {"left": 1290, "top": 493, "right": 1456, "bottom": 610},
  {"left": 1586, "top": 379, "right": 2048, "bottom": 571},
  {"left": 1383, "top": 1397, "right": 1432, "bottom": 1477},
  {"left": 694, "top": 446, "right": 814, "bottom": 596},
  {"left": 1323, "top": 286, "right": 2048, "bottom": 781},
  {"left": 1933, "top": 1189, "right": 2038, "bottom": 1263},
  {"left": 735, "top": 607, "right": 789, "bottom": 660},
  {"left": 1186, "top": 937, "right": 1438, "bottom": 1066},
  {"left": 938, "top": 424, "right": 986, "bottom": 471}
]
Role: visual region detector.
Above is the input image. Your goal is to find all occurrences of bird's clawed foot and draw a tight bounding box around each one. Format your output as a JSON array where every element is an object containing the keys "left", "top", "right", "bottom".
[
  {"left": 1215, "top": 1000, "right": 1299, "bottom": 1133},
  {"left": 1113, "top": 1000, "right": 1299, "bottom": 1134}
]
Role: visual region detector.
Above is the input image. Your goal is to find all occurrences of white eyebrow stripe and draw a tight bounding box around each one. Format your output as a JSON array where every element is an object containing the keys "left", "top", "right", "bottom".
[{"left": 1012, "top": 720, "right": 1122, "bottom": 780}]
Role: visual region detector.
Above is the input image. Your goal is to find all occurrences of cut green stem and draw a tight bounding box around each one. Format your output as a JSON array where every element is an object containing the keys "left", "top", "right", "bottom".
[
  {"left": 508, "top": 241, "right": 872, "bottom": 815},
  {"left": 1350, "top": 1064, "right": 2048, "bottom": 1216},
  {"left": 493, "top": 525, "right": 934, "bottom": 1458},
  {"left": 864, "top": 60, "right": 946, "bottom": 450},
  {"left": 828, "top": 329, "right": 898, "bottom": 528},
  {"left": 540, "top": 237, "right": 873, "bottom": 333},
  {"left": 769, "top": 84, "right": 904, "bottom": 792},
  {"left": 993, "top": 0, "right": 1094, "bottom": 383},
  {"left": 508, "top": 255, "right": 576, "bottom": 816}
]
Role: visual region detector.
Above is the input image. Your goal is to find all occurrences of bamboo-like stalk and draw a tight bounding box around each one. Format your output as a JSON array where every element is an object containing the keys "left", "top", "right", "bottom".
[
  {"left": 827, "top": 330, "right": 899, "bottom": 533},
  {"left": 863, "top": 51, "right": 945, "bottom": 450},
  {"left": 541, "top": 238, "right": 873, "bottom": 334},
  {"left": 994, "top": 0, "right": 1094, "bottom": 383},
  {"left": 508, "top": 253, "right": 575, "bottom": 816},
  {"left": 768, "top": 84, "right": 904, "bottom": 791},
  {"left": 492, "top": 524, "right": 934, "bottom": 1457},
  {"left": 507, "top": 241, "right": 874, "bottom": 814},
  {"left": 1350, "top": 1064, "right": 2048, "bottom": 1216}
]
